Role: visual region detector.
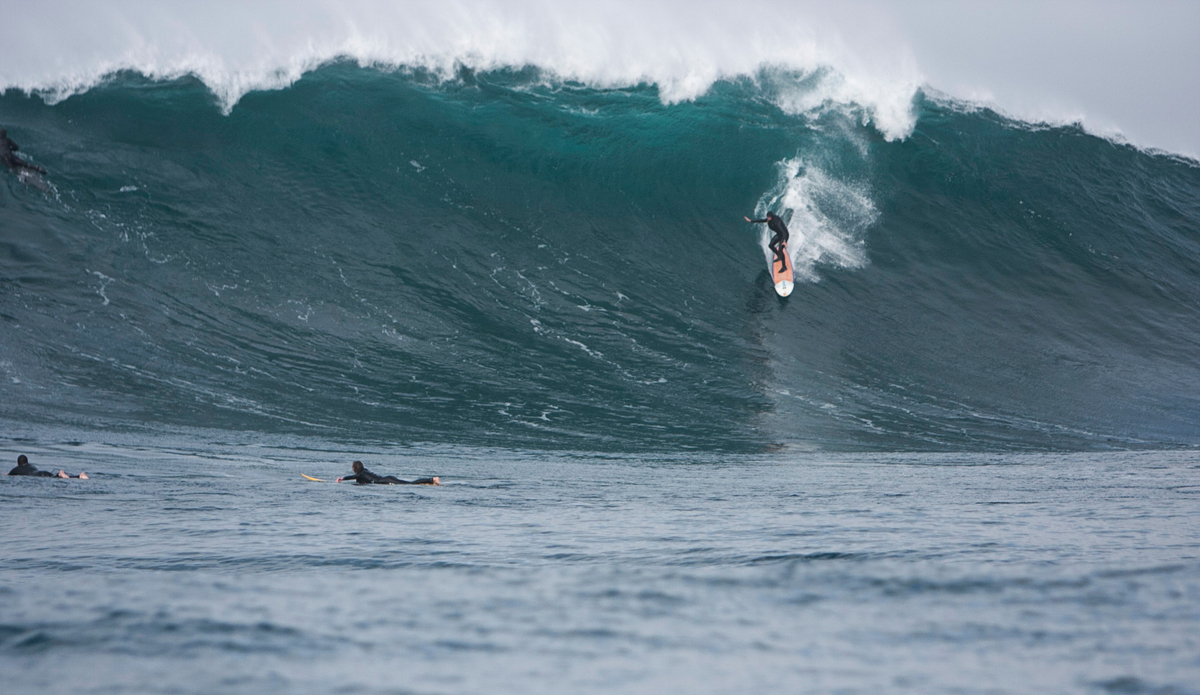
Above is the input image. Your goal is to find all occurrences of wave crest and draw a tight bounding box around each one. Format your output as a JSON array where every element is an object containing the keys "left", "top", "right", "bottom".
[{"left": 0, "top": 0, "right": 922, "bottom": 139}]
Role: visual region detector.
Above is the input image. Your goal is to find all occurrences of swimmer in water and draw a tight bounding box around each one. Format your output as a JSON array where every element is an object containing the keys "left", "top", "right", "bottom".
[
  {"left": 0, "top": 129, "right": 48, "bottom": 176},
  {"left": 7, "top": 454, "right": 88, "bottom": 479},
  {"left": 336, "top": 460, "right": 439, "bottom": 485}
]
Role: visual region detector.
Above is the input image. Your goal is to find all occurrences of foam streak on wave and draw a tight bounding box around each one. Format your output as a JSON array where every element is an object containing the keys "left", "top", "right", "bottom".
[{"left": 755, "top": 158, "right": 874, "bottom": 282}]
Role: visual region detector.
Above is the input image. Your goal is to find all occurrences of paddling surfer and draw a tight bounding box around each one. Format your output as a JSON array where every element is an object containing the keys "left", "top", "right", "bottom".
[
  {"left": 745, "top": 211, "right": 790, "bottom": 272},
  {"left": 7, "top": 454, "right": 88, "bottom": 478},
  {"left": 1, "top": 129, "right": 47, "bottom": 176},
  {"left": 336, "top": 460, "right": 439, "bottom": 485}
]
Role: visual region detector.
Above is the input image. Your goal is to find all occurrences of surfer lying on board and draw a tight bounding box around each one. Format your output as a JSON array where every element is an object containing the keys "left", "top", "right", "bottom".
[
  {"left": 1, "top": 129, "right": 48, "bottom": 176},
  {"left": 7, "top": 454, "right": 88, "bottom": 478},
  {"left": 336, "top": 461, "right": 440, "bottom": 485},
  {"left": 745, "top": 211, "right": 790, "bottom": 272}
]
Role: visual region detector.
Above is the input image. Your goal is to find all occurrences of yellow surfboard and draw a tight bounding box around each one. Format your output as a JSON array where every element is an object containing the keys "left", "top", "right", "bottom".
[{"left": 300, "top": 473, "right": 327, "bottom": 482}]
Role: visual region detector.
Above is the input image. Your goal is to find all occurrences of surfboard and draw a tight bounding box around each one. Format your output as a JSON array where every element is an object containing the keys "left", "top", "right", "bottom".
[
  {"left": 300, "top": 473, "right": 327, "bottom": 482},
  {"left": 771, "top": 242, "right": 794, "bottom": 297}
]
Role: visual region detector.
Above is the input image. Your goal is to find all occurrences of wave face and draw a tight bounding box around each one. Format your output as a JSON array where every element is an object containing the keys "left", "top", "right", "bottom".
[{"left": 2, "top": 65, "right": 1198, "bottom": 451}]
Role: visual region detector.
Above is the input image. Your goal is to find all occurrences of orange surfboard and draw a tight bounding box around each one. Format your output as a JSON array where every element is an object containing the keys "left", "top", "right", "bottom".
[{"left": 771, "top": 242, "right": 794, "bottom": 297}]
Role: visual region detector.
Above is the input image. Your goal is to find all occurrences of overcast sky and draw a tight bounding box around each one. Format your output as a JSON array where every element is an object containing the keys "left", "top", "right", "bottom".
[
  {"left": 890, "top": 1, "right": 1200, "bottom": 156},
  {"left": 1, "top": 1, "right": 1197, "bottom": 157}
]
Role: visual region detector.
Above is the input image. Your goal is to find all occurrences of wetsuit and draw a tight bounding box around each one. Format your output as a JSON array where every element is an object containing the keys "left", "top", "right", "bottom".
[
  {"left": 748, "top": 215, "right": 790, "bottom": 271},
  {"left": 8, "top": 461, "right": 56, "bottom": 477},
  {"left": 342, "top": 466, "right": 436, "bottom": 485},
  {"left": 0, "top": 129, "right": 47, "bottom": 176}
]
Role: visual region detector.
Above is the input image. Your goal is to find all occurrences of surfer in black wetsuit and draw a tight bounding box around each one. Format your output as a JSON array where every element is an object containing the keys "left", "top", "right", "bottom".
[
  {"left": 745, "top": 211, "right": 790, "bottom": 272},
  {"left": 1, "top": 129, "right": 48, "bottom": 176},
  {"left": 336, "top": 460, "right": 439, "bottom": 485},
  {"left": 7, "top": 454, "right": 88, "bottom": 478}
]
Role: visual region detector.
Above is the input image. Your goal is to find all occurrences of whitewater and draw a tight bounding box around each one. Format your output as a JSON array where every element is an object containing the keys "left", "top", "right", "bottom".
[{"left": 2, "top": 3, "right": 1199, "bottom": 694}]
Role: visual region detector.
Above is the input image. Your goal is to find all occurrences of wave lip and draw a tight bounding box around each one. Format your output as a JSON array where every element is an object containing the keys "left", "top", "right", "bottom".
[
  {"left": 0, "top": 0, "right": 923, "bottom": 140},
  {"left": 6, "top": 2, "right": 1196, "bottom": 157}
]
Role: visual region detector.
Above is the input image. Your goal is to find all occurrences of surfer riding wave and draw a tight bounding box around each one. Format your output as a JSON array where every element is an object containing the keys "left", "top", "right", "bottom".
[{"left": 745, "top": 211, "right": 790, "bottom": 272}]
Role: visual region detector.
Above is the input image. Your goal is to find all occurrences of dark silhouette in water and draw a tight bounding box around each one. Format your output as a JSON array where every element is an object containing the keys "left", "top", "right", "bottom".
[
  {"left": 1, "top": 128, "right": 47, "bottom": 176},
  {"left": 7, "top": 454, "right": 87, "bottom": 478},
  {"left": 336, "top": 460, "right": 439, "bottom": 485},
  {"left": 1, "top": 128, "right": 50, "bottom": 192}
]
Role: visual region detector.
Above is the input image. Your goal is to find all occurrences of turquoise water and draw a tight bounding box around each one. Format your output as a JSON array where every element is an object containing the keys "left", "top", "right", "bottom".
[{"left": 2, "top": 65, "right": 1198, "bottom": 451}]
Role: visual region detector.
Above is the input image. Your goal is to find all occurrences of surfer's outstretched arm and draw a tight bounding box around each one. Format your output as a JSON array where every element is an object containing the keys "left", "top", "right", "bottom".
[{"left": 745, "top": 216, "right": 768, "bottom": 224}]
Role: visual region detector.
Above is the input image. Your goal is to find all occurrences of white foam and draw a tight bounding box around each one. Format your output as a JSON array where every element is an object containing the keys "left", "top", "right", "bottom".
[
  {"left": 5, "top": 2, "right": 1193, "bottom": 155},
  {"left": 0, "top": 0, "right": 923, "bottom": 140},
  {"left": 754, "top": 158, "right": 875, "bottom": 283}
]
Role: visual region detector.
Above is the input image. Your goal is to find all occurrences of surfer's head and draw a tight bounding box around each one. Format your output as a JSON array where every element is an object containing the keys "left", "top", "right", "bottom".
[
  {"left": 765, "top": 211, "right": 775, "bottom": 219},
  {"left": 17, "top": 454, "right": 28, "bottom": 465},
  {"left": 352, "top": 460, "right": 364, "bottom": 473}
]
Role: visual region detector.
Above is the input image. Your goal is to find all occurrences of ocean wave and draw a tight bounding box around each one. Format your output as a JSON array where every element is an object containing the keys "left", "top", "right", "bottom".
[
  {"left": 1, "top": 62, "right": 1198, "bottom": 452},
  {"left": 0, "top": 1, "right": 922, "bottom": 138},
  {"left": 5, "top": 1, "right": 1197, "bottom": 157}
]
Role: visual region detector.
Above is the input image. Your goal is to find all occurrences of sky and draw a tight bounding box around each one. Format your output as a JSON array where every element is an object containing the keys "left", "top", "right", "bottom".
[
  {"left": 1, "top": 1, "right": 1197, "bottom": 157},
  {"left": 892, "top": 1, "right": 1200, "bottom": 157}
]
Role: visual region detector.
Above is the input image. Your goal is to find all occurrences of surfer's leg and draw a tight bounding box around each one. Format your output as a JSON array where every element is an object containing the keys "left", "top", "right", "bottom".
[
  {"left": 380, "top": 476, "right": 440, "bottom": 485},
  {"left": 770, "top": 238, "right": 787, "bottom": 269}
]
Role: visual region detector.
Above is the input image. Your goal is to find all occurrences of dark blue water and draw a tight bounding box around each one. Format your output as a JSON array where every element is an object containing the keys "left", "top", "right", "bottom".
[{"left": 3, "top": 65, "right": 1200, "bottom": 693}]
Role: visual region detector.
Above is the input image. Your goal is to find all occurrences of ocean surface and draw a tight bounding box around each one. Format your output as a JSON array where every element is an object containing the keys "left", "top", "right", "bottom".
[
  {"left": 2, "top": 61, "right": 1200, "bottom": 694},
  {"left": 4, "top": 443, "right": 1200, "bottom": 694}
]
